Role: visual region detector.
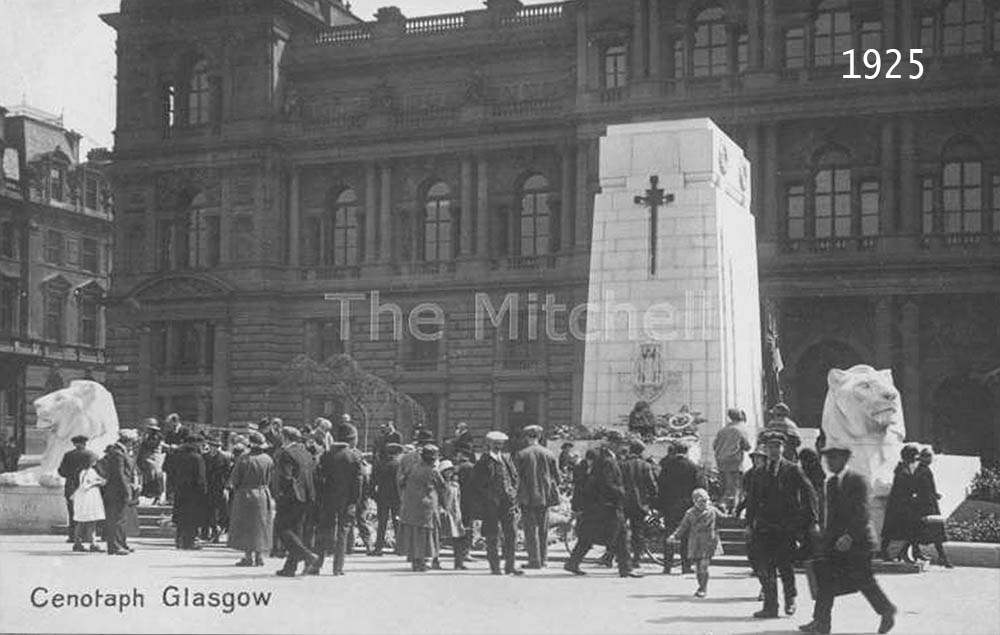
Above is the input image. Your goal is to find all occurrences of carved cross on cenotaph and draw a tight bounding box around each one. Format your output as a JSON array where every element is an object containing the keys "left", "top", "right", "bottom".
[{"left": 633, "top": 175, "right": 675, "bottom": 276}]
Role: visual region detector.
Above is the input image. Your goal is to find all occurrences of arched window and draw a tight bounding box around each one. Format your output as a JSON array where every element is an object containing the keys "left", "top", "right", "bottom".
[
  {"left": 941, "top": 140, "right": 982, "bottom": 234},
  {"left": 330, "top": 188, "right": 360, "bottom": 266},
  {"left": 813, "top": 149, "right": 851, "bottom": 238},
  {"left": 813, "top": 2, "right": 851, "bottom": 66},
  {"left": 942, "top": 0, "right": 985, "bottom": 56},
  {"left": 188, "top": 59, "right": 210, "bottom": 125},
  {"left": 519, "top": 175, "right": 551, "bottom": 256},
  {"left": 692, "top": 7, "right": 728, "bottom": 76},
  {"left": 422, "top": 181, "right": 452, "bottom": 262}
]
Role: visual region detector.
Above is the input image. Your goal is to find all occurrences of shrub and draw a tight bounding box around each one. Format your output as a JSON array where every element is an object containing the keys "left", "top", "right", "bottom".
[
  {"left": 967, "top": 466, "right": 1000, "bottom": 504},
  {"left": 947, "top": 511, "right": 1000, "bottom": 543}
]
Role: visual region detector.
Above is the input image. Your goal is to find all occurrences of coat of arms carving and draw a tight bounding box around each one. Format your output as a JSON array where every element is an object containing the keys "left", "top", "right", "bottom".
[{"left": 632, "top": 343, "right": 665, "bottom": 402}]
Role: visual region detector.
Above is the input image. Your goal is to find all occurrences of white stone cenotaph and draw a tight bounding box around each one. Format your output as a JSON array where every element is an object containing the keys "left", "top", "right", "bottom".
[{"left": 580, "top": 118, "right": 763, "bottom": 464}]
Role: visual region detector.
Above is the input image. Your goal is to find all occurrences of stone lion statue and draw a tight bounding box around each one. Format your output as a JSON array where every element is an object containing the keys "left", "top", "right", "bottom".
[
  {"left": 821, "top": 364, "right": 906, "bottom": 499},
  {"left": 0, "top": 380, "right": 120, "bottom": 488}
]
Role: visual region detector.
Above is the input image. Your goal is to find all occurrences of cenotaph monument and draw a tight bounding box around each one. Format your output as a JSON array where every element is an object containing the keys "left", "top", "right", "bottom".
[{"left": 580, "top": 119, "right": 763, "bottom": 464}]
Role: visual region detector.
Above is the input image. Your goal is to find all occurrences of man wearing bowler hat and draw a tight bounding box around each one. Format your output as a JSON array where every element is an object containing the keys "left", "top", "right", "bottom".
[
  {"left": 800, "top": 443, "right": 897, "bottom": 634},
  {"left": 748, "top": 430, "right": 818, "bottom": 619}
]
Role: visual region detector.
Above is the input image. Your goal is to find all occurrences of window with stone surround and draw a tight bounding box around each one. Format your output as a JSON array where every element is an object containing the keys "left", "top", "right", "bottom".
[
  {"left": 0, "top": 277, "right": 16, "bottom": 335},
  {"left": 603, "top": 45, "right": 627, "bottom": 88},
  {"left": 44, "top": 230, "right": 64, "bottom": 265},
  {"left": 500, "top": 310, "right": 540, "bottom": 370},
  {"left": 122, "top": 221, "right": 144, "bottom": 273},
  {"left": 50, "top": 167, "right": 65, "bottom": 202},
  {"left": 813, "top": 147, "right": 852, "bottom": 238},
  {"left": 692, "top": 6, "right": 728, "bottom": 77},
  {"left": 518, "top": 174, "right": 552, "bottom": 257},
  {"left": 920, "top": 15, "right": 936, "bottom": 56},
  {"left": 813, "top": 4, "right": 851, "bottom": 67},
  {"left": 921, "top": 176, "right": 936, "bottom": 234},
  {"left": 860, "top": 19, "right": 883, "bottom": 51},
  {"left": 402, "top": 320, "right": 441, "bottom": 371},
  {"left": 860, "top": 180, "right": 880, "bottom": 236},
  {"left": 43, "top": 282, "right": 68, "bottom": 343},
  {"left": 786, "top": 184, "right": 806, "bottom": 239},
  {"left": 421, "top": 181, "right": 453, "bottom": 262},
  {"left": 942, "top": 160, "right": 982, "bottom": 233},
  {"left": 784, "top": 27, "right": 805, "bottom": 68},
  {"left": 188, "top": 59, "right": 210, "bottom": 126},
  {"left": 152, "top": 321, "right": 215, "bottom": 374},
  {"left": 81, "top": 237, "right": 99, "bottom": 273},
  {"left": 84, "top": 174, "right": 99, "bottom": 210},
  {"left": 78, "top": 291, "right": 100, "bottom": 347},
  {"left": 328, "top": 188, "right": 361, "bottom": 266},
  {"left": 942, "top": 0, "right": 985, "bottom": 56}
]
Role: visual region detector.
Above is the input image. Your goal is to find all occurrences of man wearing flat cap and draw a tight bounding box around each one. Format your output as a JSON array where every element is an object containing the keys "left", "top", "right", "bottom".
[
  {"left": 621, "top": 439, "right": 658, "bottom": 569},
  {"left": 515, "top": 424, "right": 560, "bottom": 569},
  {"left": 800, "top": 444, "right": 897, "bottom": 635},
  {"left": 272, "top": 425, "right": 318, "bottom": 576},
  {"left": 58, "top": 435, "right": 98, "bottom": 544},
  {"left": 471, "top": 431, "right": 522, "bottom": 575},
  {"left": 760, "top": 403, "right": 802, "bottom": 462},
  {"left": 747, "top": 430, "right": 818, "bottom": 619}
]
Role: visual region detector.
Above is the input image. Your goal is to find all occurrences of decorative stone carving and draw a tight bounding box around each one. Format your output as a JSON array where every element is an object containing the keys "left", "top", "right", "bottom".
[
  {"left": 368, "top": 79, "right": 397, "bottom": 112},
  {"left": 132, "top": 274, "right": 230, "bottom": 301}
]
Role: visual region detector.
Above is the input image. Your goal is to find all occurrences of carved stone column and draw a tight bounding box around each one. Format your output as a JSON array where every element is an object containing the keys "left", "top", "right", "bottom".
[
  {"left": 460, "top": 156, "right": 474, "bottom": 256},
  {"left": 880, "top": 120, "right": 897, "bottom": 235},
  {"left": 138, "top": 325, "right": 153, "bottom": 419},
  {"left": 747, "top": 0, "right": 762, "bottom": 70},
  {"left": 901, "top": 301, "right": 921, "bottom": 438},
  {"left": 899, "top": 117, "right": 918, "bottom": 235},
  {"left": 379, "top": 164, "right": 392, "bottom": 263},
  {"left": 476, "top": 155, "right": 490, "bottom": 256},
  {"left": 574, "top": 138, "right": 593, "bottom": 247},
  {"left": 288, "top": 167, "right": 300, "bottom": 266},
  {"left": 576, "top": 1, "right": 589, "bottom": 90},
  {"left": 762, "top": 124, "right": 779, "bottom": 239},
  {"left": 365, "top": 163, "right": 377, "bottom": 262}
]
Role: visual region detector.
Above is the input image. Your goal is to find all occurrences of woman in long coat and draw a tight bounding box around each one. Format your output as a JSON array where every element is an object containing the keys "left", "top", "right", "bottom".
[
  {"left": 913, "top": 445, "right": 952, "bottom": 567},
  {"left": 880, "top": 444, "right": 922, "bottom": 561},
  {"left": 397, "top": 445, "right": 448, "bottom": 571},
  {"left": 227, "top": 434, "right": 274, "bottom": 566}
]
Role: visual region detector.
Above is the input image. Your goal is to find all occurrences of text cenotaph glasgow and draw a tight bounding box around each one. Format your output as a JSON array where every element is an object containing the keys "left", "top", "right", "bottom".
[{"left": 581, "top": 119, "right": 763, "bottom": 463}]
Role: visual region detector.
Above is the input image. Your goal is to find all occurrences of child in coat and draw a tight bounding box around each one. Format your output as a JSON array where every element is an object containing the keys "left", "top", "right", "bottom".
[
  {"left": 438, "top": 460, "right": 468, "bottom": 570},
  {"left": 668, "top": 487, "right": 720, "bottom": 597},
  {"left": 71, "top": 455, "right": 107, "bottom": 553}
]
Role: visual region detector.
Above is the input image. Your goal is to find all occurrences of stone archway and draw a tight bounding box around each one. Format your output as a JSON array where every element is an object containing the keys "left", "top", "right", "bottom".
[
  {"left": 792, "top": 340, "right": 864, "bottom": 429},
  {"left": 930, "top": 376, "right": 995, "bottom": 462}
]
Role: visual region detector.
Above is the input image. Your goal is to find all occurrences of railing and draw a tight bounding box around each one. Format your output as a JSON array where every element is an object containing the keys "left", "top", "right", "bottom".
[
  {"left": 0, "top": 336, "right": 105, "bottom": 364},
  {"left": 405, "top": 12, "right": 466, "bottom": 35},
  {"left": 315, "top": 24, "right": 373, "bottom": 45},
  {"left": 500, "top": 356, "right": 539, "bottom": 371},
  {"left": 489, "top": 97, "right": 562, "bottom": 118},
  {"left": 392, "top": 107, "right": 457, "bottom": 128},
  {"left": 300, "top": 265, "right": 361, "bottom": 281},
  {"left": 491, "top": 254, "right": 557, "bottom": 270},
  {"left": 920, "top": 231, "right": 1000, "bottom": 249},
  {"left": 499, "top": 2, "right": 565, "bottom": 27},
  {"left": 600, "top": 86, "right": 626, "bottom": 103},
  {"left": 780, "top": 236, "right": 880, "bottom": 253}
]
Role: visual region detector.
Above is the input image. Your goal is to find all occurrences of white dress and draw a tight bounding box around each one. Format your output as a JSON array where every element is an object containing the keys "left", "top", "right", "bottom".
[{"left": 71, "top": 467, "right": 106, "bottom": 522}]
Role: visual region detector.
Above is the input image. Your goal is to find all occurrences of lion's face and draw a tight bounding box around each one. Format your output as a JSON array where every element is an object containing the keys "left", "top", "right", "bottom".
[
  {"left": 826, "top": 365, "right": 904, "bottom": 438},
  {"left": 33, "top": 389, "right": 85, "bottom": 437}
]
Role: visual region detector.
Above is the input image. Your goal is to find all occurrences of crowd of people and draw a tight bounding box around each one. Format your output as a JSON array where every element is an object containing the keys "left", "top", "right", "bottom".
[{"left": 52, "top": 401, "right": 956, "bottom": 634}]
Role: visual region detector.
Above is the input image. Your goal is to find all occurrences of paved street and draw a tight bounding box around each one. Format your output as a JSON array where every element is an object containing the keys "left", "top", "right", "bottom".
[{"left": 1, "top": 535, "right": 998, "bottom": 635}]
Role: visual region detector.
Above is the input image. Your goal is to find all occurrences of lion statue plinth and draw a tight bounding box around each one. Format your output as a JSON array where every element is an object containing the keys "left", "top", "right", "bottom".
[
  {"left": 821, "top": 365, "right": 906, "bottom": 534},
  {"left": 0, "top": 380, "right": 120, "bottom": 488}
]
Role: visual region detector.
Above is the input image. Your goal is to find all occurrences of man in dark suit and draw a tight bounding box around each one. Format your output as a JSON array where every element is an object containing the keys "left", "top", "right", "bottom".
[
  {"left": 471, "top": 431, "right": 522, "bottom": 575},
  {"left": 170, "top": 433, "right": 207, "bottom": 550},
  {"left": 800, "top": 444, "right": 897, "bottom": 634},
  {"left": 655, "top": 442, "right": 704, "bottom": 574},
  {"left": 372, "top": 442, "right": 403, "bottom": 556},
  {"left": 99, "top": 435, "right": 138, "bottom": 555},
  {"left": 272, "top": 426, "right": 319, "bottom": 576},
  {"left": 621, "top": 440, "right": 658, "bottom": 569},
  {"left": 514, "top": 424, "right": 560, "bottom": 569},
  {"left": 58, "top": 435, "right": 98, "bottom": 545},
  {"left": 748, "top": 431, "right": 819, "bottom": 619},
  {"left": 312, "top": 423, "right": 364, "bottom": 575}
]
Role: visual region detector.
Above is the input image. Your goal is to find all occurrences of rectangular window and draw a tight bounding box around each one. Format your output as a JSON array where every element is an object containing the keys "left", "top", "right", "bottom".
[
  {"left": 814, "top": 11, "right": 852, "bottom": 67},
  {"left": 205, "top": 215, "right": 221, "bottom": 268},
  {"left": 303, "top": 214, "right": 321, "bottom": 266},
  {"left": 151, "top": 324, "right": 168, "bottom": 370},
  {"left": 50, "top": 168, "right": 64, "bottom": 202},
  {"left": 942, "top": 161, "right": 982, "bottom": 233},
  {"left": 175, "top": 323, "right": 202, "bottom": 371},
  {"left": 860, "top": 20, "right": 883, "bottom": 52},
  {"left": 0, "top": 280, "right": 16, "bottom": 334},
  {"left": 82, "top": 238, "right": 99, "bottom": 273},
  {"left": 44, "top": 289, "right": 65, "bottom": 342},
  {"left": 79, "top": 296, "right": 98, "bottom": 347},
  {"left": 0, "top": 222, "right": 15, "bottom": 259},
  {"left": 737, "top": 32, "right": 749, "bottom": 73},
  {"left": 785, "top": 28, "right": 805, "bottom": 68},
  {"left": 157, "top": 219, "right": 173, "bottom": 270},
  {"left": 920, "top": 16, "right": 936, "bottom": 57},
  {"left": 44, "top": 230, "right": 64, "bottom": 265},
  {"left": 921, "top": 177, "right": 936, "bottom": 234},
  {"left": 860, "top": 180, "right": 880, "bottom": 236},
  {"left": 943, "top": 0, "right": 984, "bottom": 56},
  {"left": 604, "top": 45, "right": 628, "bottom": 88},
  {"left": 786, "top": 184, "right": 806, "bottom": 239},
  {"left": 65, "top": 237, "right": 80, "bottom": 267},
  {"left": 310, "top": 320, "right": 345, "bottom": 362},
  {"left": 84, "top": 176, "right": 99, "bottom": 210}
]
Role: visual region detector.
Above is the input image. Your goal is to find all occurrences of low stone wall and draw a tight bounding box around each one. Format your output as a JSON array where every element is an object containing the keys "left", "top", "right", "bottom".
[
  {"left": 0, "top": 485, "right": 67, "bottom": 534},
  {"left": 944, "top": 542, "right": 1000, "bottom": 568}
]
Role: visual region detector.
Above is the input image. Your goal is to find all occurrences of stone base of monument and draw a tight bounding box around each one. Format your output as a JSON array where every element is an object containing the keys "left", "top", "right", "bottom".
[{"left": 0, "top": 485, "right": 67, "bottom": 534}]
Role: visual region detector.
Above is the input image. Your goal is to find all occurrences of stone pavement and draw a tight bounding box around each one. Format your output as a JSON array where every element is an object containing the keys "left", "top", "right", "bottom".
[{"left": 1, "top": 535, "right": 997, "bottom": 635}]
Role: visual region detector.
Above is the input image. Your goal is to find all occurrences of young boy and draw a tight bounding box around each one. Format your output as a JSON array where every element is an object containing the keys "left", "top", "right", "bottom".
[{"left": 668, "top": 488, "right": 721, "bottom": 597}]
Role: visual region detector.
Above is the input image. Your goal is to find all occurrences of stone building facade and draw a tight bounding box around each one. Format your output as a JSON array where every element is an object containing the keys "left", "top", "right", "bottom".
[
  {"left": 0, "top": 105, "right": 112, "bottom": 453},
  {"left": 102, "top": 0, "right": 999, "bottom": 461}
]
